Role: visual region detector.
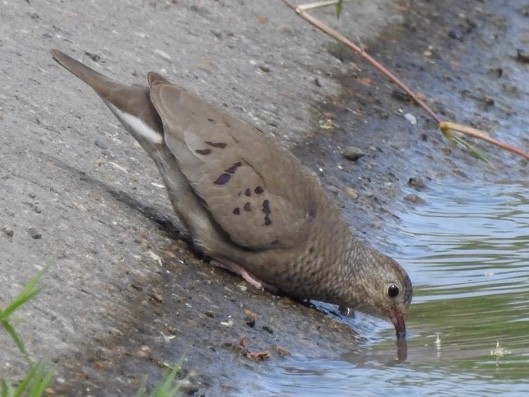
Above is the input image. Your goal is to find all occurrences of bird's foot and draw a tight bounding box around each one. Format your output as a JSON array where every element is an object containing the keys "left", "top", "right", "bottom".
[{"left": 211, "top": 258, "right": 278, "bottom": 293}]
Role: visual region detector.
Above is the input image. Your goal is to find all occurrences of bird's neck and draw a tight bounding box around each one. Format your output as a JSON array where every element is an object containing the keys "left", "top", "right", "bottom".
[{"left": 296, "top": 216, "right": 367, "bottom": 305}]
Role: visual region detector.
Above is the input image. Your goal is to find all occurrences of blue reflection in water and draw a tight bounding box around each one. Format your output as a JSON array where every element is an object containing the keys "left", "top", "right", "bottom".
[{"left": 395, "top": 182, "right": 529, "bottom": 299}]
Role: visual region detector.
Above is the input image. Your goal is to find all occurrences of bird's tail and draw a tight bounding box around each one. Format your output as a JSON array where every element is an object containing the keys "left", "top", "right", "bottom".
[
  {"left": 51, "top": 49, "right": 122, "bottom": 97},
  {"left": 50, "top": 49, "right": 164, "bottom": 154}
]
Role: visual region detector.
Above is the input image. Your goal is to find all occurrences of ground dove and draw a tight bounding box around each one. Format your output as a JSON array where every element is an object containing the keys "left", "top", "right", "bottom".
[{"left": 51, "top": 49, "right": 412, "bottom": 338}]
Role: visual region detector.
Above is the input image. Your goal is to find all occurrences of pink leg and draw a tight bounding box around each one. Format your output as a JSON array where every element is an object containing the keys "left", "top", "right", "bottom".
[{"left": 211, "top": 258, "right": 278, "bottom": 293}]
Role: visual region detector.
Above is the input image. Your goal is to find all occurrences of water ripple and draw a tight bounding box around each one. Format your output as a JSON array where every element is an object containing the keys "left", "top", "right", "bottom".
[{"left": 384, "top": 181, "right": 529, "bottom": 382}]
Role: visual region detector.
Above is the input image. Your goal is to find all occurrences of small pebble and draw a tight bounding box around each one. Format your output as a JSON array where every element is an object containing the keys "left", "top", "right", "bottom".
[
  {"left": 447, "top": 29, "right": 463, "bottom": 41},
  {"left": 84, "top": 51, "right": 101, "bottom": 62},
  {"left": 28, "top": 227, "right": 42, "bottom": 239},
  {"left": 391, "top": 90, "right": 411, "bottom": 102},
  {"left": 404, "top": 194, "right": 424, "bottom": 204},
  {"left": 95, "top": 139, "right": 108, "bottom": 150},
  {"left": 326, "top": 185, "right": 340, "bottom": 196},
  {"left": 154, "top": 49, "right": 171, "bottom": 61},
  {"left": 408, "top": 177, "right": 425, "bottom": 190},
  {"left": 483, "top": 96, "right": 495, "bottom": 106},
  {"left": 341, "top": 146, "right": 366, "bottom": 162},
  {"left": 516, "top": 49, "right": 529, "bottom": 64},
  {"left": 244, "top": 309, "right": 258, "bottom": 319},
  {"left": 404, "top": 113, "right": 417, "bottom": 125},
  {"left": 210, "top": 30, "right": 222, "bottom": 40},
  {"left": 492, "top": 67, "right": 503, "bottom": 78},
  {"left": 345, "top": 187, "right": 358, "bottom": 200},
  {"left": 2, "top": 227, "right": 14, "bottom": 237},
  {"left": 423, "top": 47, "right": 434, "bottom": 57},
  {"left": 244, "top": 316, "right": 256, "bottom": 328},
  {"left": 276, "top": 346, "right": 290, "bottom": 356},
  {"left": 150, "top": 292, "right": 163, "bottom": 303}
]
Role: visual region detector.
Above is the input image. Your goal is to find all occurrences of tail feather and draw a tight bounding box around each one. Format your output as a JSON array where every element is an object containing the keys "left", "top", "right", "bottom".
[
  {"left": 51, "top": 49, "right": 164, "bottom": 151},
  {"left": 51, "top": 49, "right": 121, "bottom": 97}
]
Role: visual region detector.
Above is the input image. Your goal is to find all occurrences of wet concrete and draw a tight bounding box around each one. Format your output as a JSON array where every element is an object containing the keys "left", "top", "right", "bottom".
[{"left": 1, "top": 0, "right": 528, "bottom": 396}]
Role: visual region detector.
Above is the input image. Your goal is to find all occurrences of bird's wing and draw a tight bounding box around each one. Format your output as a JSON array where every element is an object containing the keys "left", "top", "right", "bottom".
[{"left": 149, "top": 79, "right": 318, "bottom": 251}]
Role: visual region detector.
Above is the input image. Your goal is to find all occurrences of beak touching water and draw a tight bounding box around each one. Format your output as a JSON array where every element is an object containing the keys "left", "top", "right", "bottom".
[{"left": 392, "top": 309, "right": 406, "bottom": 339}]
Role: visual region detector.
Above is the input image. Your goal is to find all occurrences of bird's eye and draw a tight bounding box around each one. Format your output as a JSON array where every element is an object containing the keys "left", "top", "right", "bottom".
[{"left": 387, "top": 284, "right": 400, "bottom": 298}]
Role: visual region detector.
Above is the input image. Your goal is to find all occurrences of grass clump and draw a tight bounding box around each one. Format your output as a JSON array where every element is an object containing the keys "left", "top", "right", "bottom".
[{"left": 1, "top": 267, "right": 185, "bottom": 396}]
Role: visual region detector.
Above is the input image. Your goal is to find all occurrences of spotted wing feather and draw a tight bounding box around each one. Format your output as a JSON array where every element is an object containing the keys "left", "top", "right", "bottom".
[{"left": 149, "top": 81, "right": 317, "bottom": 250}]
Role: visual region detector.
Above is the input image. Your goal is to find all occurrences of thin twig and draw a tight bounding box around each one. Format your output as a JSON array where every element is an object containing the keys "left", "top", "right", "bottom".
[
  {"left": 441, "top": 122, "right": 529, "bottom": 160},
  {"left": 283, "top": 0, "right": 441, "bottom": 123},
  {"left": 282, "top": 0, "right": 529, "bottom": 161}
]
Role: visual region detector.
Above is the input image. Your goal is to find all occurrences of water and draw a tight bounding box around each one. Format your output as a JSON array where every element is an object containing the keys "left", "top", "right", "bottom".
[
  {"left": 393, "top": 182, "right": 529, "bottom": 385},
  {"left": 240, "top": 181, "right": 529, "bottom": 396}
]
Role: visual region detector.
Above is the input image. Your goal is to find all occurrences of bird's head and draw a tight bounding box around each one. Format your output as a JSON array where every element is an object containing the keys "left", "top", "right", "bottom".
[{"left": 343, "top": 246, "right": 412, "bottom": 338}]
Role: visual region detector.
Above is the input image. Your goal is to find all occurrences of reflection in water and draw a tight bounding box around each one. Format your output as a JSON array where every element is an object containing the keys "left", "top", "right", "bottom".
[
  {"left": 389, "top": 182, "right": 529, "bottom": 383},
  {"left": 238, "top": 181, "right": 529, "bottom": 396}
]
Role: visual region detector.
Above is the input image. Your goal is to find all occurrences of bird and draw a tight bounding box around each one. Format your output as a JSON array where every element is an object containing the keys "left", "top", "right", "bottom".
[{"left": 50, "top": 49, "right": 412, "bottom": 338}]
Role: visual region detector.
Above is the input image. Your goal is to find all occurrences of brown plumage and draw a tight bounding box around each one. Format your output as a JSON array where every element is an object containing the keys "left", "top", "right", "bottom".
[{"left": 51, "top": 49, "right": 412, "bottom": 338}]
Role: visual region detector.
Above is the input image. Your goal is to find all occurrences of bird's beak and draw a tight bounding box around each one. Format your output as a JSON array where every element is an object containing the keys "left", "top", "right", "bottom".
[{"left": 391, "top": 309, "right": 406, "bottom": 339}]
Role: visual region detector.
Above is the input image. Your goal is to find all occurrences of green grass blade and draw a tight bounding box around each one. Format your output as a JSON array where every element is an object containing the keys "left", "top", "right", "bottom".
[
  {"left": 149, "top": 365, "right": 180, "bottom": 397},
  {"left": 25, "top": 364, "right": 54, "bottom": 397},
  {"left": 11, "top": 364, "right": 36, "bottom": 397},
  {"left": 0, "top": 265, "right": 49, "bottom": 361},
  {"left": 1, "top": 378, "right": 14, "bottom": 397},
  {"left": 136, "top": 363, "right": 182, "bottom": 397},
  {"left": 0, "top": 364, "right": 54, "bottom": 397},
  {"left": 335, "top": 0, "right": 343, "bottom": 18},
  {"left": 1, "top": 320, "right": 30, "bottom": 363},
  {"left": 0, "top": 267, "right": 47, "bottom": 322}
]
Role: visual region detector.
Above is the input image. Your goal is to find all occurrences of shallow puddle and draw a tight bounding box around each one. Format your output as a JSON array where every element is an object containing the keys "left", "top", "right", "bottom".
[{"left": 238, "top": 181, "right": 529, "bottom": 396}]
